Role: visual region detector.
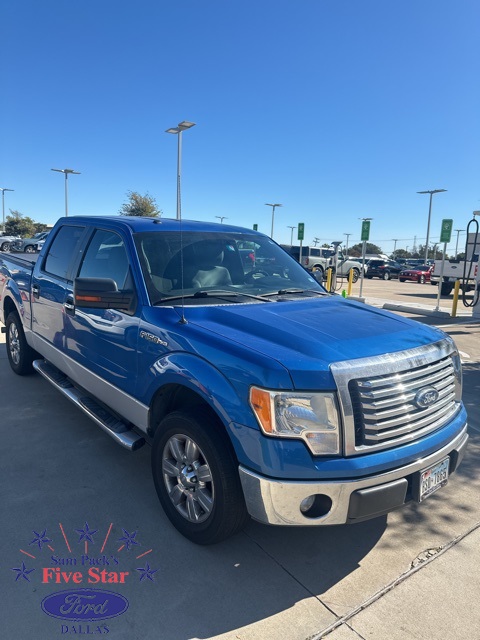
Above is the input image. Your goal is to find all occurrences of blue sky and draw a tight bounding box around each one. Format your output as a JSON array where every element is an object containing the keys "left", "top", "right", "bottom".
[{"left": 1, "top": 0, "right": 479, "bottom": 255}]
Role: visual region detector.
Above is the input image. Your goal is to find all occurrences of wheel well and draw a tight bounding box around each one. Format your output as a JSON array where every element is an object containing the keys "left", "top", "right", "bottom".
[
  {"left": 3, "top": 296, "right": 17, "bottom": 322},
  {"left": 148, "top": 384, "right": 223, "bottom": 438}
]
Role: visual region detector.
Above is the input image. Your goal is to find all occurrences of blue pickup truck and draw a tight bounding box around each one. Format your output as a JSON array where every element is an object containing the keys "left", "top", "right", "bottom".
[{"left": 0, "top": 216, "right": 468, "bottom": 543}]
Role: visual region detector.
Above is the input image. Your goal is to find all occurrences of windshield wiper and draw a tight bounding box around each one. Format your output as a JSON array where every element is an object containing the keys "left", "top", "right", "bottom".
[
  {"left": 155, "top": 290, "right": 272, "bottom": 304},
  {"left": 264, "top": 288, "right": 328, "bottom": 297}
]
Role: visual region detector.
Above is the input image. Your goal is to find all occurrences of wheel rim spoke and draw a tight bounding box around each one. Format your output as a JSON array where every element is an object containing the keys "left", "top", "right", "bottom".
[
  {"left": 169, "top": 437, "right": 184, "bottom": 463},
  {"left": 186, "top": 493, "right": 201, "bottom": 521},
  {"left": 163, "top": 459, "right": 179, "bottom": 477},
  {"left": 196, "top": 464, "right": 212, "bottom": 483},
  {"left": 195, "top": 488, "right": 213, "bottom": 515},
  {"left": 184, "top": 437, "right": 199, "bottom": 464},
  {"left": 169, "top": 484, "right": 185, "bottom": 506}
]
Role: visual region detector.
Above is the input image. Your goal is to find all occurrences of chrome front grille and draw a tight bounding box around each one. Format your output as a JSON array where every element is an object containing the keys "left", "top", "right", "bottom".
[
  {"left": 330, "top": 338, "right": 462, "bottom": 456},
  {"left": 350, "top": 356, "right": 457, "bottom": 447}
]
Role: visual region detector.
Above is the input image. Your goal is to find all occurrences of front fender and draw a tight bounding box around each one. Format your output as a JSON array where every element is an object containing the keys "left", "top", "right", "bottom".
[
  {"left": 145, "top": 352, "right": 256, "bottom": 430},
  {"left": 1, "top": 285, "right": 26, "bottom": 326}
]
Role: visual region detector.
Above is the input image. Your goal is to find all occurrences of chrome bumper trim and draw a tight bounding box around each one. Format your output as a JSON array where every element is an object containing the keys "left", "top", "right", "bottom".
[{"left": 239, "top": 426, "right": 468, "bottom": 526}]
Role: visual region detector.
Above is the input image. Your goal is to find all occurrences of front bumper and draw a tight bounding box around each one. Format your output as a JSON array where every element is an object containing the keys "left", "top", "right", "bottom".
[{"left": 239, "top": 426, "right": 468, "bottom": 525}]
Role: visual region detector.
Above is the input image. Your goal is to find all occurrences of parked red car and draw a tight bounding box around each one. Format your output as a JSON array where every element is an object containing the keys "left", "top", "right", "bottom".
[{"left": 398, "top": 264, "right": 432, "bottom": 284}]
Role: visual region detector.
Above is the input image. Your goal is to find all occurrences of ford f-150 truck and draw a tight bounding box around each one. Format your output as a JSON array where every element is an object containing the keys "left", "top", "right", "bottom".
[{"left": 0, "top": 216, "right": 468, "bottom": 544}]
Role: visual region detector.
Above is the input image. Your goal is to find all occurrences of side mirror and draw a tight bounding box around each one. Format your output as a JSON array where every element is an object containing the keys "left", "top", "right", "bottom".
[{"left": 74, "top": 277, "right": 136, "bottom": 313}]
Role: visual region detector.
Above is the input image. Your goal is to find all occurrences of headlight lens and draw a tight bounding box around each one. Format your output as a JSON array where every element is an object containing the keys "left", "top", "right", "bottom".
[
  {"left": 250, "top": 387, "right": 341, "bottom": 455},
  {"left": 451, "top": 350, "right": 463, "bottom": 400}
]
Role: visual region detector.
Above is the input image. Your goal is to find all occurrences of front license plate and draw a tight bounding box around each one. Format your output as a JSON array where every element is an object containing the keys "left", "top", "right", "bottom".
[{"left": 418, "top": 457, "right": 450, "bottom": 502}]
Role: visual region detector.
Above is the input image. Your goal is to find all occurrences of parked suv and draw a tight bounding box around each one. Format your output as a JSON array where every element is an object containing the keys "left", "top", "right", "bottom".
[
  {"left": 12, "top": 231, "right": 49, "bottom": 253},
  {"left": 366, "top": 259, "right": 403, "bottom": 280}
]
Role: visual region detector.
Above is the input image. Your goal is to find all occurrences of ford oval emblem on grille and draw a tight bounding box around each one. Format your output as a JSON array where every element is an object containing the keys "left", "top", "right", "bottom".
[{"left": 414, "top": 387, "right": 439, "bottom": 408}]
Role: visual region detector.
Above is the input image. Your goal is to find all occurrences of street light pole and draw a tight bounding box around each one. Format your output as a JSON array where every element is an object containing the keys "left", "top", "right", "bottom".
[
  {"left": 344, "top": 233, "right": 351, "bottom": 256},
  {"left": 51, "top": 169, "right": 81, "bottom": 216},
  {"left": 392, "top": 238, "right": 399, "bottom": 258},
  {"left": 166, "top": 121, "right": 196, "bottom": 220},
  {"left": 265, "top": 203, "right": 282, "bottom": 239},
  {"left": 287, "top": 225, "right": 297, "bottom": 245},
  {"left": 0, "top": 187, "right": 14, "bottom": 233},
  {"left": 417, "top": 189, "right": 447, "bottom": 265},
  {"left": 454, "top": 229, "right": 464, "bottom": 258},
  {"left": 216, "top": 216, "right": 228, "bottom": 224}
]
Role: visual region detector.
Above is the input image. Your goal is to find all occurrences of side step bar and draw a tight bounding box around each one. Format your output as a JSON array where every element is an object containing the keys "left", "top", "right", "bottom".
[{"left": 32, "top": 359, "right": 145, "bottom": 451}]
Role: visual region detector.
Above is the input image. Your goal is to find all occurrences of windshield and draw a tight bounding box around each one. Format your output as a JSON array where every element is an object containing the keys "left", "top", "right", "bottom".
[{"left": 134, "top": 231, "right": 325, "bottom": 304}]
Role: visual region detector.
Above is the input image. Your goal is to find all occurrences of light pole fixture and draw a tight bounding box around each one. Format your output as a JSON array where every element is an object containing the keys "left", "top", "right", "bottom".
[
  {"left": 417, "top": 189, "right": 447, "bottom": 265},
  {"left": 51, "top": 168, "right": 81, "bottom": 216},
  {"left": 216, "top": 216, "right": 228, "bottom": 224},
  {"left": 0, "top": 187, "right": 14, "bottom": 233},
  {"left": 265, "top": 203, "right": 282, "bottom": 239},
  {"left": 392, "top": 238, "right": 399, "bottom": 258},
  {"left": 454, "top": 229, "right": 464, "bottom": 258},
  {"left": 166, "top": 121, "right": 196, "bottom": 220},
  {"left": 287, "top": 225, "right": 297, "bottom": 245}
]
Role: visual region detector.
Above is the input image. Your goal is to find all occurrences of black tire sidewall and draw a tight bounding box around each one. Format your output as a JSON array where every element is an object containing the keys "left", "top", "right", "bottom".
[
  {"left": 6, "top": 312, "right": 35, "bottom": 375},
  {"left": 151, "top": 410, "right": 247, "bottom": 544}
]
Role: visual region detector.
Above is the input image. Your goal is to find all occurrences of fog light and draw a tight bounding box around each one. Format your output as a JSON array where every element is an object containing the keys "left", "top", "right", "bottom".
[
  {"left": 300, "top": 495, "right": 316, "bottom": 513},
  {"left": 299, "top": 494, "right": 333, "bottom": 518}
]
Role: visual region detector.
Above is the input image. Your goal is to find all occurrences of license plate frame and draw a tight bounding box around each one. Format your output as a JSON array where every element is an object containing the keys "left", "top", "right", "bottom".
[{"left": 416, "top": 457, "right": 450, "bottom": 502}]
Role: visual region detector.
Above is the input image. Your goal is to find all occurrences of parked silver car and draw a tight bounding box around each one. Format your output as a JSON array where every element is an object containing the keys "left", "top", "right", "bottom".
[{"left": 0, "top": 234, "right": 21, "bottom": 252}]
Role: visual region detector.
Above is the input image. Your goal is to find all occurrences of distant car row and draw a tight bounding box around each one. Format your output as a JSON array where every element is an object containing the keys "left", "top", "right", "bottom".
[
  {"left": 0, "top": 231, "right": 50, "bottom": 253},
  {"left": 365, "top": 258, "right": 432, "bottom": 283}
]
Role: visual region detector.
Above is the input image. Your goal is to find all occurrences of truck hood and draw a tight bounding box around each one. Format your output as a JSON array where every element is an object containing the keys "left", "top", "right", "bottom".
[{"left": 182, "top": 296, "right": 446, "bottom": 388}]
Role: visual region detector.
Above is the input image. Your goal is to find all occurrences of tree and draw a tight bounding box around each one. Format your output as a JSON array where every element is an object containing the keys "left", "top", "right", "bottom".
[
  {"left": 119, "top": 191, "right": 161, "bottom": 217},
  {"left": 348, "top": 242, "right": 383, "bottom": 257},
  {"left": 5, "top": 211, "right": 37, "bottom": 238}
]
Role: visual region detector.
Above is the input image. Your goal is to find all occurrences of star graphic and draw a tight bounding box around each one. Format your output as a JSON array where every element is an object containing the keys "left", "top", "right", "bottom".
[
  {"left": 29, "top": 529, "right": 52, "bottom": 550},
  {"left": 75, "top": 522, "right": 98, "bottom": 543},
  {"left": 118, "top": 529, "right": 140, "bottom": 551},
  {"left": 136, "top": 562, "right": 159, "bottom": 583},
  {"left": 11, "top": 562, "right": 35, "bottom": 582}
]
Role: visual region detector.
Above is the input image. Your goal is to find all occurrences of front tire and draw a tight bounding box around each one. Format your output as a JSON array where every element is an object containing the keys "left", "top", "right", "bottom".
[
  {"left": 383, "top": 271, "right": 391, "bottom": 281},
  {"left": 419, "top": 275, "right": 426, "bottom": 284},
  {"left": 5, "top": 312, "right": 37, "bottom": 375},
  {"left": 24, "top": 245, "right": 36, "bottom": 253},
  {"left": 152, "top": 409, "right": 248, "bottom": 544}
]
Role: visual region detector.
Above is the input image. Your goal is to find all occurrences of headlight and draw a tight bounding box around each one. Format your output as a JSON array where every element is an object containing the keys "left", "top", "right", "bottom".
[
  {"left": 451, "top": 350, "right": 463, "bottom": 400},
  {"left": 249, "top": 387, "right": 341, "bottom": 455}
]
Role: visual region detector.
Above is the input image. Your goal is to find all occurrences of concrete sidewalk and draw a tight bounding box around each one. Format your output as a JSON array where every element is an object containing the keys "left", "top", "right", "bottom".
[{"left": 323, "top": 522, "right": 480, "bottom": 639}]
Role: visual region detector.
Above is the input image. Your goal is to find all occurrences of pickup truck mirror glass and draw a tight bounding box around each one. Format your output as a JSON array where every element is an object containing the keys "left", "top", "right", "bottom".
[{"left": 74, "top": 277, "right": 136, "bottom": 312}]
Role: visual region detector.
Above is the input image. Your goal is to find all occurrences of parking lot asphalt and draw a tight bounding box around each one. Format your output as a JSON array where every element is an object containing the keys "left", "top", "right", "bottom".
[{"left": 1, "top": 278, "right": 479, "bottom": 640}]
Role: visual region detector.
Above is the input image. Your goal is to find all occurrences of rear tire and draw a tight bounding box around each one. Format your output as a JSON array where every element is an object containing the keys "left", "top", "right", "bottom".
[
  {"left": 152, "top": 409, "right": 248, "bottom": 544},
  {"left": 383, "top": 271, "right": 391, "bottom": 281},
  {"left": 440, "top": 282, "right": 454, "bottom": 296},
  {"left": 349, "top": 268, "right": 360, "bottom": 283},
  {"left": 1, "top": 242, "right": 10, "bottom": 252},
  {"left": 24, "top": 245, "right": 35, "bottom": 253},
  {"left": 5, "top": 312, "right": 37, "bottom": 375}
]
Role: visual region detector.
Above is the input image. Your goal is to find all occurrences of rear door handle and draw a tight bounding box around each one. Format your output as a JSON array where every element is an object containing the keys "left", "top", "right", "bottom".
[{"left": 64, "top": 294, "right": 75, "bottom": 316}]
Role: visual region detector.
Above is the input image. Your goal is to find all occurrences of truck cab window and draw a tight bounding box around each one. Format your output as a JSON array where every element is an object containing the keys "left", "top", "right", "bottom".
[
  {"left": 43, "top": 225, "right": 85, "bottom": 280},
  {"left": 79, "top": 230, "right": 132, "bottom": 290}
]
